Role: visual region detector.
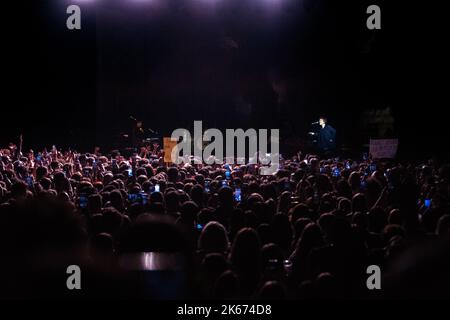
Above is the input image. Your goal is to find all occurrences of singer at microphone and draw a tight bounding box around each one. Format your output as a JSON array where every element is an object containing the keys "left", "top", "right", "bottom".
[{"left": 311, "top": 116, "right": 336, "bottom": 155}]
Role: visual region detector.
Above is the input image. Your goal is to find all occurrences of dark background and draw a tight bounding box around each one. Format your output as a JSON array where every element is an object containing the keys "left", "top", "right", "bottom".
[{"left": 2, "top": 0, "right": 447, "bottom": 158}]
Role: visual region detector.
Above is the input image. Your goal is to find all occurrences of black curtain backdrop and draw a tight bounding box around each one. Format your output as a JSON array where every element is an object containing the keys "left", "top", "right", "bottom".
[{"left": 2, "top": 1, "right": 448, "bottom": 159}]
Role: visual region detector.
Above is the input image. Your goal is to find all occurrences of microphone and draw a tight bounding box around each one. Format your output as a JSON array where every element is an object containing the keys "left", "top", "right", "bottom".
[
  {"left": 129, "top": 116, "right": 137, "bottom": 121},
  {"left": 311, "top": 121, "right": 319, "bottom": 125}
]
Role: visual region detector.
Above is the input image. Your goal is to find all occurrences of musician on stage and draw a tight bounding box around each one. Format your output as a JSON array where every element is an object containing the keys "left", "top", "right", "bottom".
[
  {"left": 309, "top": 116, "right": 336, "bottom": 156},
  {"left": 131, "top": 120, "right": 146, "bottom": 149}
]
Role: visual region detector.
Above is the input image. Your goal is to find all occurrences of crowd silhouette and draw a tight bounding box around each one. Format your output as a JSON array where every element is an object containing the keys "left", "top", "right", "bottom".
[{"left": 0, "top": 143, "right": 449, "bottom": 299}]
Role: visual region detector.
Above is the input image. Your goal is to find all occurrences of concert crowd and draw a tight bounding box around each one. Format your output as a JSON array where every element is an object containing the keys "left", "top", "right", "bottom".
[{"left": 0, "top": 142, "right": 449, "bottom": 299}]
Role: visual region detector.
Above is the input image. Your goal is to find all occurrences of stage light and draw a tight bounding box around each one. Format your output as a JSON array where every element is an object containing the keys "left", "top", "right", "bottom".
[
  {"left": 69, "top": 0, "right": 97, "bottom": 3},
  {"left": 127, "top": 0, "right": 161, "bottom": 6},
  {"left": 260, "top": 0, "right": 287, "bottom": 6},
  {"left": 192, "top": 0, "right": 223, "bottom": 4},
  {"left": 63, "top": 0, "right": 99, "bottom": 5},
  {"left": 257, "top": 0, "right": 289, "bottom": 15},
  {"left": 128, "top": 0, "right": 160, "bottom": 3}
]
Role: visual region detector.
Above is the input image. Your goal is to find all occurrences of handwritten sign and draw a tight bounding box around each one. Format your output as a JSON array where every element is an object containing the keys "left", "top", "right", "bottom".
[{"left": 369, "top": 139, "right": 398, "bottom": 159}]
